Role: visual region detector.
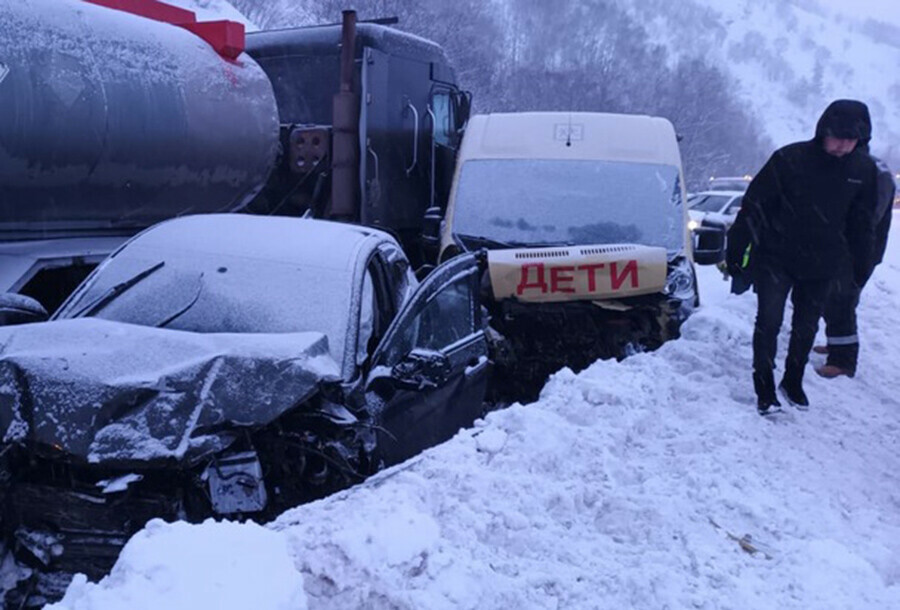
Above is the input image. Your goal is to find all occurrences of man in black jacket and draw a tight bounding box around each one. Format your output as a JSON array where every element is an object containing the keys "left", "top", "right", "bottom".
[
  {"left": 726, "top": 100, "right": 877, "bottom": 414},
  {"left": 814, "top": 110, "right": 896, "bottom": 378}
]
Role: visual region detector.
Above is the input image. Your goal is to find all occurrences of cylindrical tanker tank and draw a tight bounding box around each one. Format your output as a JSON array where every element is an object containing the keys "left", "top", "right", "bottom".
[{"left": 0, "top": 0, "right": 280, "bottom": 238}]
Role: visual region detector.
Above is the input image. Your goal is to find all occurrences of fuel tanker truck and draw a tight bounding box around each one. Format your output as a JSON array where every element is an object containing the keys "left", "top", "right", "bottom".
[{"left": 0, "top": 0, "right": 470, "bottom": 317}]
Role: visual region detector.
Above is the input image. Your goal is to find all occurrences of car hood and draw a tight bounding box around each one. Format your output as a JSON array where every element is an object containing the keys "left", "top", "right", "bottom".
[
  {"left": 0, "top": 318, "right": 341, "bottom": 466},
  {"left": 688, "top": 210, "right": 706, "bottom": 222}
]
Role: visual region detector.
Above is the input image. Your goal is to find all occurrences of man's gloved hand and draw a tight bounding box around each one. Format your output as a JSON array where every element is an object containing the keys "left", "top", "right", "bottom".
[
  {"left": 725, "top": 257, "right": 744, "bottom": 279},
  {"left": 725, "top": 242, "right": 752, "bottom": 278},
  {"left": 716, "top": 260, "right": 730, "bottom": 279}
]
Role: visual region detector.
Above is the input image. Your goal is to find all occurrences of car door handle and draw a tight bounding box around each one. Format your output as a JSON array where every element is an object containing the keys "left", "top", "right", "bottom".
[{"left": 465, "top": 356, "right": 488, "bottom": 378}]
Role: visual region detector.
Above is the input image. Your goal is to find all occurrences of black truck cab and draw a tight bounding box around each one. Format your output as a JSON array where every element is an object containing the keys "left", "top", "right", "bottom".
[{"left": 245, "top": 17, "right": 471, "bottom": 265}]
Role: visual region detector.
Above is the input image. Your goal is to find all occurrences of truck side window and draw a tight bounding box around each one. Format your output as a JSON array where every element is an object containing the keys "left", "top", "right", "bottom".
[{"left": 431, "top": 91, "right": 454, "bottom": 147}]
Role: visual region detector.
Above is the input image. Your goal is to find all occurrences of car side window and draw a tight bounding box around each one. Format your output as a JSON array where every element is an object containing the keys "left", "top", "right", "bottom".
[
  {"left": 357, "top": 271, "right": 376, "bottom": 366},
  {"left": 383, "top": 272, "right": 475, "bottom": 365},
  {"left": 726, "top": 197, "right": 743, "bottom": 214},
  {"left": 358, "top": 253, "right": 401, "bottom": 365}
]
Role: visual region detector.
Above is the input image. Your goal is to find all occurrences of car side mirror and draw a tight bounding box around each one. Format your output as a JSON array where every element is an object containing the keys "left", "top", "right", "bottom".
[
  {"left": 391, "top": 349, "right": 450, "bottom": 391},
  {"left": 0, "top": 293, "right": 49, "bottom": 326},
  {"left": 453, "top": 90, "right": 472, "bottom": 130},
  {"left": 692, "top": 222, "right": 726, "bottom": 266}
]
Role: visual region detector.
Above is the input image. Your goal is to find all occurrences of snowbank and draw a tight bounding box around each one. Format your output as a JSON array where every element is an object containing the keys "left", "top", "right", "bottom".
[
  {"left": 47, "top": 520, "right": 307, "bottom": 610},
  {"left": 50, "top": 214, "right": 900, "bottom": 609}
]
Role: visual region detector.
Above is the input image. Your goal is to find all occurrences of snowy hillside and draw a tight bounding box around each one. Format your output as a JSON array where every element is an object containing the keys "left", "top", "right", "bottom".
[
  {"left": 619, "top": 0, "right": 900, "bottom": 161},
  {"left": 47, "top": 217, "right": 900, "bottom": 609},
  {"left": 162, "top": 0, "right": 900, "bottom": 165}
]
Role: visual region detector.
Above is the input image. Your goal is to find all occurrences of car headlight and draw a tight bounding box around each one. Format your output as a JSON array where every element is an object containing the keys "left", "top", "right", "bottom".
[
  {"left": 687, "top": 219, "right": 700, "bottom": 231},
  {"left": 665, "top": 257, "right": 697, "bottom": 306}
]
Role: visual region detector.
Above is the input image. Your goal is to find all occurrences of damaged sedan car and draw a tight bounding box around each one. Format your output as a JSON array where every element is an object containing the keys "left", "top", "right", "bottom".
[{"left": 0, "top": 214, "right": 490, "bottom": 605}]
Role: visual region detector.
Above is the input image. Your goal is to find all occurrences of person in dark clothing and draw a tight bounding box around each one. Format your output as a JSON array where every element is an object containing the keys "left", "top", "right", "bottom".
[
  {"left": 814, "top": 119, "right": 896, "bottom": 377},
  {"left": 726, "top": 99, "right": 877, "bottom": 414}
]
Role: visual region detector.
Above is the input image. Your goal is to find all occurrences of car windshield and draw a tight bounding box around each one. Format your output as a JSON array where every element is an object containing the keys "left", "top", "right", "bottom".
[
  {"left": 57, "top": 244, "right": 355, "bottom": 363},
  {"left": 452, "top": 159, "right": 684, "bottom": 251},
  {"left": 689, "top": 194, "right": 733, "bottom": 213}
]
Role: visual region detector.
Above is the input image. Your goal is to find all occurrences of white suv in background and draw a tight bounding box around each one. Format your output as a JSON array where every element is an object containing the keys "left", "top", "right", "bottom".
[{"left": 687, "top": 190, "right": 744, "bottom": 232}]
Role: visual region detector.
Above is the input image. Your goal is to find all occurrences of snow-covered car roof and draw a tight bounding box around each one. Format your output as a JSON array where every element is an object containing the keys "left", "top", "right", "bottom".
[
  {"left": 707, "top": 176, "right": 752, "bottom": 191},
  {"left": 54, "top": 215, "right": 407, "bottom": 378}
]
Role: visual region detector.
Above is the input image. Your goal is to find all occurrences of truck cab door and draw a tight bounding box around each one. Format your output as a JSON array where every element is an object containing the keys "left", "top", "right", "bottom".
[
  {"left": 366, "top": 252, "right": 489, "bottom": 466},
  {"left": 360, "top": 49, "right": 466, "bottom": 267},
  {"left": 360, "top": 48, "right": 431, "bottom": 239}
]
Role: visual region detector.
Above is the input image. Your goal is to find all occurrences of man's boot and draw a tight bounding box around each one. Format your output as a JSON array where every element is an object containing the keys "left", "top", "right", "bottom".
[
  {"left": 753, "top": 369, "right": 781, "bottom": 415},
  {"left": 815, "top": 364, "right": 854, "bottom": 378},
  {"left": 779, "top": 367, "right": 809, "bottom": 410},
  {"left": 817, "top": 343, "right": 858, "bottom": 379}
]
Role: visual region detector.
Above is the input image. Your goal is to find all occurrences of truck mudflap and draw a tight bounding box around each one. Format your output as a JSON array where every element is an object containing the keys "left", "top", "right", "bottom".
[{"left": 487, "top": 243, "right": 668, "bottom": 303}]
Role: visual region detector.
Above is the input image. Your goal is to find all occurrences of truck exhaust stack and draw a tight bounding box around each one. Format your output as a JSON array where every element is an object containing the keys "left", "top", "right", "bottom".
[{"left": 330, "top": 10, "right": 361, "bottom": 220}]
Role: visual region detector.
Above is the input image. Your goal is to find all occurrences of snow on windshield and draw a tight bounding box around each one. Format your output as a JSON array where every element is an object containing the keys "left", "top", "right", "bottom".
[
  {"left": 58, "top": 244, "right": 355, "bottom": 365},
  {"left": 453, "top": 159, "right": 684, "bottom": 250}
]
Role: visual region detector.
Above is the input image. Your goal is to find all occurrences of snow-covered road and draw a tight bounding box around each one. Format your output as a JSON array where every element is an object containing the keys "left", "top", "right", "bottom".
[{"left": 50, "top": 216, "right": 900, "bottom": 610}]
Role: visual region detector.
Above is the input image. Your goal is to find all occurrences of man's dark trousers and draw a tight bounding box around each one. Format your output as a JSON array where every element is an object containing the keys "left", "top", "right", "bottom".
[
  {"left": 752, "top": 262, "right": 831, "bottom": 398},
  {"left": 822, "top": 270, "right": 862, "bottom": 373}
]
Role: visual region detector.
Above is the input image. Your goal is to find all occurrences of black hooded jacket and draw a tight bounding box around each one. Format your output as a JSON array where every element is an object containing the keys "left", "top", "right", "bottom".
[
  {"left": 727, "top": 100, "right": 878, "bottom": 283},
  {"left": 867, "top": 155, "right": 895, "bottom": 278}
]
